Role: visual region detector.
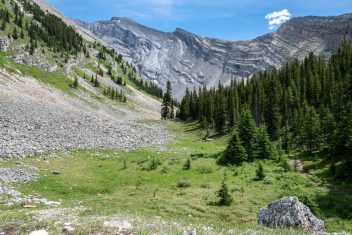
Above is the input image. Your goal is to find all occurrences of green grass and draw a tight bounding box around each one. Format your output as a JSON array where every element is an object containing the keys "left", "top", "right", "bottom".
[
  {"left": 1, "top": 122, "right": 350, "bottom": 234},
  {"left": 0, "top": 52, "right": 75, "bottom": 95}
]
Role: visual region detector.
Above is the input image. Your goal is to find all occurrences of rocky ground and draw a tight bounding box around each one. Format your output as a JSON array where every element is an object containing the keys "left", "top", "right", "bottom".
[{"left": 0, "top": 68, "right": 172, "bottom": 158}]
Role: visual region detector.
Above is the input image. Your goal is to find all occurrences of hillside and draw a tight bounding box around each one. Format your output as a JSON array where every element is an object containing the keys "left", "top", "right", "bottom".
[
  {"left": 0, "top": 0, "right": 170, "bottom": 158},
  {"left": 77, "top": 14, "right": 352, "bottom": 98}
]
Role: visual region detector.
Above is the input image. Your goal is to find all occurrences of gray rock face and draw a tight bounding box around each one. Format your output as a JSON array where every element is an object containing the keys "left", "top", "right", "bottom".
[
  {"left": 76, "top": 14, "right": 352, "bottom": 98},
  {"left": 258, "top": 196, "right": 325, "bottom": 232}
]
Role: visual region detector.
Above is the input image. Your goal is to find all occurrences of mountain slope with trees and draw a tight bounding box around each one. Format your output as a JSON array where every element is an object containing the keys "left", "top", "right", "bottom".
[{"left": 177, "top": 43, "right": 352, "bottom": 181}]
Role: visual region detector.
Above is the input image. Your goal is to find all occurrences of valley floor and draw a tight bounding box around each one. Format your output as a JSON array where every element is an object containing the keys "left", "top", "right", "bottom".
[{"left": 0, "top": 122, "right": 351, "bottom": 234}]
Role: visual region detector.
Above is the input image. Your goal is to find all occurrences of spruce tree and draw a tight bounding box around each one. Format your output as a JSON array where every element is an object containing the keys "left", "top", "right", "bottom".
[
  {"left": 256, "top": 126, "right": 275, "bottom": 159},
  {"left": 215, "top": 84, "right": 226, "bottom": 134},
  {"left": 70, "top": 76, "right": 78, "bottom": 89},
  {"left": 221, "top": 130, "right": 247, "bottom": 165},
  {"left": 255, "top": 162, "right": 265, "bottom": 181},
  {"left": 216, "top": 173, "right": 233, "bottom": 206},
  {"left": 12, "top": 27, "right": 18, "bottom": 39},
  {"left": 161, "top": 80, "right": 172, "bottom": 119},
  {"left": 239, "top": 110, "right": 258, "bottom": 161}
]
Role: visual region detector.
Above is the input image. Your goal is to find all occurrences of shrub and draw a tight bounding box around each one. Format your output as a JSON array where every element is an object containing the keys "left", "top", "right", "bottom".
[
  {"left": 200, "top": 184, "right": 210, "bottom": 189},
  {"left": 255, "top": 162, "right": 266, "bottom": 181},
  {"left": 263, "top": 176, "right": 274, "bottom": 184},
  {"left": 149, "top": 158, "right": 161, "bottom": 170},
  {"left": 183, "top": 158, "right": 191, "bottom": 170},
  {"left": 177, "top": 181, "right": 190, "bottom": 188},
  {"left": 281, "top": 158, "right": 291, "bottom": 172},
  {"left": 160, "top": 167, "right": 169, "bottom": 174}
]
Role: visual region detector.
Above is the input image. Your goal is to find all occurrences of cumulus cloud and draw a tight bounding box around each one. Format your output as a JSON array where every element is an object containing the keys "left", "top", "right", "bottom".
[{"left": 265, "top": 9, "right": 291, "bottom": 30}]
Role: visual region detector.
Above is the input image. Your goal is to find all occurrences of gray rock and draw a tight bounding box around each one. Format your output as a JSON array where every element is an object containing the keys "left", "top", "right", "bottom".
[
  {"left": 0, "top": 185, "right": 21, "bottom": 197},
  {"left": 29, "top": 230, "right": 48, "bottom": 235},
  {"left": 258, "top": 196, "right": 325, "bottom": 232},
  {"left": 0, "top": 169, "right": 37, "bottom": 183},
  {"left": 103, "top": 219, "right": 132, "bottom": 229},
  {"left": 184, "top": 228, "right": 196, "bottom": 235}
]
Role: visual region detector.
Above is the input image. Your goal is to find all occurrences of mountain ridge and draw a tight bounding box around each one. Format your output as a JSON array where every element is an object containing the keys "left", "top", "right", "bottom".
[{"left": 76, "top": 13, "right": 352, "bottom": 98}]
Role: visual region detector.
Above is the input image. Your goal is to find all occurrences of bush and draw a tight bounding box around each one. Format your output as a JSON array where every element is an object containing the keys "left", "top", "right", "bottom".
[
  {"left": 183, "top": 159, "right": 191, "bottom": 170},
  {"left": 263, "top": 176, "right": 274, "bottom": 184},
  {"left": 160, "top": 167, "right": 169, "bottom": 174},
  {"left": 200, "top": 184, "right": 210, "bottom": 189},
  {"left": 255, "top": 162, "right": 266, "bottom": 181},
  {"left": 177, "top": 181, "right": 190, "bottom": 188},
  {"left": 281, "top": 158, "right": 292, "bottom": 172},
  {"left": 149, "top": 158, "right": 161, "bottom": 170}
]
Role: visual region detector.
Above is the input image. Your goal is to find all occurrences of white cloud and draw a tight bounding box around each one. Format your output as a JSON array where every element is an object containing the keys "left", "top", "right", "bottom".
[{"left": 265, "top": 9, "right": 291, "bottom": 30}]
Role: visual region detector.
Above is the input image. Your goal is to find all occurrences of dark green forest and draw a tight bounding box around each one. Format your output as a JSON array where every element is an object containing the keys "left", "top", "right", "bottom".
[
  {"left": 19, "top": 0, "right": 83, "bottom": 54},
  {"left": 177, "top": 43, "right": 352, "bottom": 181}
]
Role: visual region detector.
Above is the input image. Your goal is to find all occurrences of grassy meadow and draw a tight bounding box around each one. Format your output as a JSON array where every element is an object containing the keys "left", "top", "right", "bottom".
[{"left": 0, "top": 122, "right": 351, "bottom": 234}]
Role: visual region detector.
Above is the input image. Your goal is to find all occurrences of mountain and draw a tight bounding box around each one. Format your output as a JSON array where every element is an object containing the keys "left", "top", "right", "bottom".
[{"left": 77, "top": 14, "right": 352, "bottom": 98}]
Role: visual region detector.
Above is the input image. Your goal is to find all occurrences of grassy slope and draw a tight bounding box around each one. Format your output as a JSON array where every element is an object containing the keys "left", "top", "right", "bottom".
[{"left": 0, "top": 122, "right": 349, "bottom": 234}]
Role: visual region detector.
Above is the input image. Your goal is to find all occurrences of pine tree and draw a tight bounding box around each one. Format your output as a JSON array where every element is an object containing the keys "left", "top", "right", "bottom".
[
  {"left": 255, "top": 162, "right": 266, "bottom": 181},
  {"left": 216, "top": 173, "right": 233, "bottom": 206},
  {"left": 220, "top": 130, "right": 247, "bottom": 165},
  {"left": 161, "top": 80, "right": 172, "bottom": 119},
  {"left": 70, "top": 76, "right": 78, "bottom": 89},
  {"left": 256, "top": 126, "right": 275, "bottom": 159},
  {"left": 215, "top": 83, "right": 226, "bottom": 134},
  {"left": 239, "top": 110, "right": 258, "bottom": 161},
  {"left": 299, "top": 104, "right": 322, "bottom": 152},
  {"left": 1, "top": 20, "right": 6, "bottom": 31},
  {"left": 12, "top": 27, "right": 18, "bottom": 39}
]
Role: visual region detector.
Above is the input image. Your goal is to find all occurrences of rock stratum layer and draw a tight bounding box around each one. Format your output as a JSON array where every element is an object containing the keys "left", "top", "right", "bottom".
[{"left": 77, "top": 14, "right": 352, "bottom": 98}]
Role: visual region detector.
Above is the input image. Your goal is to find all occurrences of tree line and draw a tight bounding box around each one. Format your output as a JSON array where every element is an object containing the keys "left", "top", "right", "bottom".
[{"left": 176, "top": 43, "right": 352, "bottom": 180}]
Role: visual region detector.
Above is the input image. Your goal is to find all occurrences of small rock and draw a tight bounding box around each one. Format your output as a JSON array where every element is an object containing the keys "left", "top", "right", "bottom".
[
  {"left": 63, "top": 223, "right": 75, "bottom": 234},
  {"left": 103, "top": 220, "right": 132, "bottom": 229},
  {"left": 184, "top": 228, "right": 196, "bottom": 235},
  {"left": 30, "top": 230, "right": 48, "bottom": 235}
]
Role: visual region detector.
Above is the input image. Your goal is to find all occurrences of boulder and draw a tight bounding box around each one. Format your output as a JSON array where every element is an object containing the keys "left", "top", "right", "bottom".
[{"left": 258, "top": 196, "right": 325, "bottom": 232}]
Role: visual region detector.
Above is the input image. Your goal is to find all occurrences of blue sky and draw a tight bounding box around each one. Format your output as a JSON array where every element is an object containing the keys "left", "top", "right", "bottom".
[{"left": 48, "top": 0, "right": 352, "bottom": 41}]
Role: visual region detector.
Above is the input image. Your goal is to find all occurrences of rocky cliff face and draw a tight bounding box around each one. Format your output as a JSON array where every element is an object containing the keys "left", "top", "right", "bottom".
[{"left": 76, "top": 14, "right": 352, "bottom": 97}]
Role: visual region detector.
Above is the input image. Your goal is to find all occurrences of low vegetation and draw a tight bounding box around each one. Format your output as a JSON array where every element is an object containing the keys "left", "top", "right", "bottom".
[{"left": 1, "top": 122, "right": 351, "bottom": 233}]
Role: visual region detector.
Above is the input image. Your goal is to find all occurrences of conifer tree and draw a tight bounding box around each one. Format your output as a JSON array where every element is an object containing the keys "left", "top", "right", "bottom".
[
  {"left": 220, "top": 130, "right": 247, "bottom": 165},
  {"left": 215, "top": 83, "right": 226, "bottom": 134},
  {"left": 161, "top": 80, "right": 173, "bottom": 119},
  {"left": 239, "top": 110, "right": 258, "bottom": 161},
  {"left": 70, "top": 76, "right": 78, "bottom": 89},
  {"left": 12, "top": 27, "right": 18, "bottom": 39},
  {"left": 256, "top": 126, "right": 275, "bottom": 159},
  {"left": 216, "top": 173, "right": 233, "bottom": 206},
  {"left": 255, "top": 162, "right": 266, "bottom": 181}
]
